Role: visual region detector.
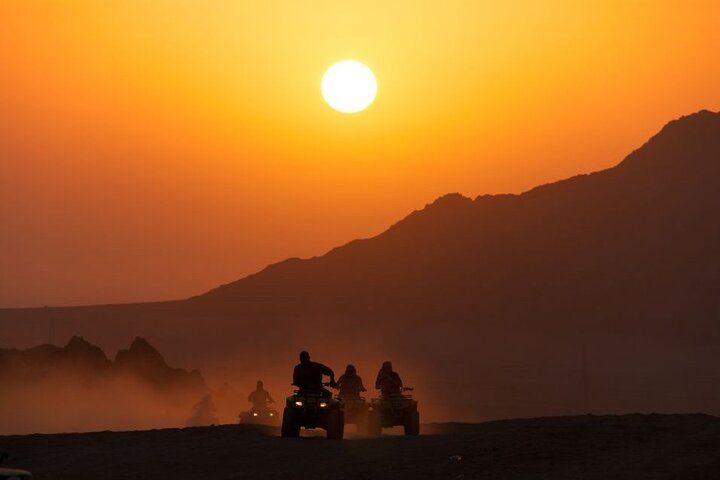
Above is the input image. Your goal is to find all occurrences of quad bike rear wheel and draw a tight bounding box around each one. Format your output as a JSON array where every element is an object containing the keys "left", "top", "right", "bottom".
[
  {"left": 281, "top": 406, "right": 300, "bottom": 438},
  {"left": 404, "top": 410, "right": 420, "bottom": 436},
  {"left": 326, "top": 409, "right": 345, "bottom": 440},
  {"left": 367, "top": 410, "right": 382, "bottom": 437},
  {"left": 355, "top": 409, "right": 368, "bottom": 434}
]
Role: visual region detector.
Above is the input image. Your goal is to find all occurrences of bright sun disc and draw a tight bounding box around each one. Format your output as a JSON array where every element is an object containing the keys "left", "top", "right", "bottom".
[{"left": 321, "top": 60, "right": 377, "bottom": 113}]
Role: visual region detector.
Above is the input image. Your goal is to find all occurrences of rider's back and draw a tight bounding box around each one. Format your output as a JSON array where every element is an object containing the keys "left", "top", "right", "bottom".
[
  {"left": 293, "top": 361, "right": 332, "bottom": 392},
  {"left": 376, "top": 369, "right": 402, "bottom": 396},
  {"left": 338, "top": 373, "right": 365, "bottom": 397}
]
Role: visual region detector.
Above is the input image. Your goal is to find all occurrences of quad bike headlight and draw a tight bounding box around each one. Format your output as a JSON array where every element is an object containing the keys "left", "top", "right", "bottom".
[
  {"left": 269, "top": 412, "right": 274, "bottom": 416},
  {"left": 319, "top": 402, "right": 328, "bottom": 408},
  {"left": 252, "top": 412, "right": 258, "bottom": 417},
  {"left": 295, "top": 401, "right": 303, "bottom": 407}
]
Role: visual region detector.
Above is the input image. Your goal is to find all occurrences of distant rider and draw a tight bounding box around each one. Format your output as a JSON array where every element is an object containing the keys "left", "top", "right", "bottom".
[
  {"left": 186, "top": 393, "right": 219, "bottom": 427},
  {"left": 248, "top": 380, "right": 274, "bottom": 412},
  {"left": 375, "top": 361, "right": 403, "bottom": 397},
  {"left": 292, "top": 350, "right": 336, "bottom": 398},
  {"left": 336, "top": 364, "right": 366, "bottom": 399}
]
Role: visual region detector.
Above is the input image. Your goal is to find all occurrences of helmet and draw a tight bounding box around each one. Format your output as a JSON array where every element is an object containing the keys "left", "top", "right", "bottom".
[
  {"left": 300, "top": 351, "right": 311, "bottom": 363},
  {"left": 256, "top": 380, "right": 263, "bottom": 388},
  {"left": 345, "top": 364, "right": 356, "bottom": 374},
  {"left": 382, "top": 361, "right": 392, "bottom": 370}
]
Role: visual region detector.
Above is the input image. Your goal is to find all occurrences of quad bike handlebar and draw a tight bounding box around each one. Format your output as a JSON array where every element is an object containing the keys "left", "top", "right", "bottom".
[{"left": 291, "top": 381, "right": 337, "bottom": 394}]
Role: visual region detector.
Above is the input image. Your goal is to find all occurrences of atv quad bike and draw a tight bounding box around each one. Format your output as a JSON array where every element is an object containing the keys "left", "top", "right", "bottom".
[
  {"left": 367, "top": 387, "right": 419, "bottom": 436},
  {"left": 0, "top": 452, "right": 32, "bottom": 479},
  {"left": 0, "top": 467, "right": 32, "bottom": 480},
  {"left": 337, "top": 394, "right": 369, "bottom": 432},
  {"left": 281, "top": 386, "right": 345, "bottom": 440},
  {"left": 238, "top": 406, "right": 280, "bottom": 425}
]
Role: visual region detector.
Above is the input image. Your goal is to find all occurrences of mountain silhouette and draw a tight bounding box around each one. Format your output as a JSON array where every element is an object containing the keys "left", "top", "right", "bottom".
[
  {"left": 0, "top": 336, "right": 210, "bottom": 434},
  {"left": 0, "top": 336, "right": 206, "bottom": 392},
  {"left": 195, "top": 110, "right": 720, "bottom": 336},
  {"left": 1, "top": 110, "right": 719, "bottom": 421}
]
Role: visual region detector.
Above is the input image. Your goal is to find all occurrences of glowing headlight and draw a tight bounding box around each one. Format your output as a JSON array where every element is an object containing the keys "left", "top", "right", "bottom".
[
  {"left": 269, "top": 412, "right": 274, "bottom": 416},
  {"left": 295, "top": 401, "right": 303, "bottom": 407},
  {"left": 252, "top": 412, "right": 258, "bottom": 417},
  {"left": 319, "top": 402, "right": 328, "bottom": 408}
]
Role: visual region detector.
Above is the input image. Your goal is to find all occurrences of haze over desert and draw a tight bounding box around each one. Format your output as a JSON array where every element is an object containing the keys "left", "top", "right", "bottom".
[{"left": 2, "top": 1, "right": 720, "bottom": 479}]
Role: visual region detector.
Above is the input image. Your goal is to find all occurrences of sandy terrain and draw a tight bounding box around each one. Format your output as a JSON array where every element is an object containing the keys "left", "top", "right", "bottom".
[{"left": 2, "top": 414, "right": 719, "bottom": 479}]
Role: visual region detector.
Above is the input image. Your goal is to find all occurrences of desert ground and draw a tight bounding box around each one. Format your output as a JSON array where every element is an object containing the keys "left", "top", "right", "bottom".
[{"left": 2, "top": 414, "right": 719, "bottom": 479}]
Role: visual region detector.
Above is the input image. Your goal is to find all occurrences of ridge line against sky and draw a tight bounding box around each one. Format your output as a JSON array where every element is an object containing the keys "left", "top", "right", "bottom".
[{"left": 1, "top": 1, "right": 719, "bottom": 307}]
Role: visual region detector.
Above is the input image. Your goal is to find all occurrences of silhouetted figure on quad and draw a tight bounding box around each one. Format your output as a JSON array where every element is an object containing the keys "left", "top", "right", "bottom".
[
  {"left": 248, "top": 380, "right": 274, "bottom": 411},
  {"left": 292, "top": 350, "right": 336, "bottom": 397},
  {"left": 337, "top": 364, "right": 369, "bottom": 431},
  {"left": 239, "top": 380, "right": 279, "bottom": 424},
  {"left": 186, "top": 393, "right": 219, "bottom": 427},
  {"left": 368, "top": 361, "right": 419, "bottom": 436},
  {"left": 375, "top": 361, "right": 403, "bottom": 396},
  {"left": 337, "top": 364, "right": 366, "bottom": 398},
  {"left": 282, "top": 350, "right": 344, "bottom": 439}
]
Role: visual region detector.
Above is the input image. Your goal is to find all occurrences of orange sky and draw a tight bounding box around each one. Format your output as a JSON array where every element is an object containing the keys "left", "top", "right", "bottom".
[{"left": 1, "top": 1, "right": 719, "bottom": 307}]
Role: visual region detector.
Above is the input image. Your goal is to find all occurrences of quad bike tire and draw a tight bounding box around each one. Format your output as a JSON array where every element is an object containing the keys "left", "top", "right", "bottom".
[
  {"left": 281, "top": 406, "right": 300, "bottom": 438},
  {"left": 404, "top": 410, "right": 420, "bottom": 436},
  {"left": 367, "top": 410, "right": 382, "bottom": 437},
  {"left": 326, "top": 409, "right": 345, "bottom": 440},
  {"left": 355, "top": 410, "right": 368, "bottom": 433}
]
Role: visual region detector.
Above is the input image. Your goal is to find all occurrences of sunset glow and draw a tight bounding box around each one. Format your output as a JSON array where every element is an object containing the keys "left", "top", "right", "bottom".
[
  {"left": 321, "top": 60, "right": 377, "bottom": 113},
  {"left": 3, "top": 1, "right": 720, "bottom": 459},
  {"left": 1, "top": 1, "right": 719, "bottom": 307}
]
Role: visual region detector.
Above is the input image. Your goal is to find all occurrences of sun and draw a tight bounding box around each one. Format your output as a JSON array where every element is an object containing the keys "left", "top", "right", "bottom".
[{"left": 321, "top": 60, "right": 377, "bottom": 113}]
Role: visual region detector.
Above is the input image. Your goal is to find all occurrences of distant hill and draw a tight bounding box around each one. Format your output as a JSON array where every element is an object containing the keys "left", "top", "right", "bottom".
[
  {"left": 1, "top": 110, "right": 719, "bottom": 423},
  {"left": 0, "top": 335, "right": 206, "bottom": 391},
  {"left": 0, "top": 337, "right": 212, "bottom": 434},
  {"left": 196, "top": 109, "right": 720, "bottom": 335}
]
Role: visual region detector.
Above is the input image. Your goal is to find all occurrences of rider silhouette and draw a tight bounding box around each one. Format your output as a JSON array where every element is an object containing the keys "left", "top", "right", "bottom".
[
  {"left": 337, "top": 364, "right": 366, "bottom": 399},
  {"left": 248, "top": 380, "right": 274, "bottom": 411},
  {"left": 292, "top": 350, "right": 336, "bottom": 398},
  {"left": 375, "top": 361, "right": 403, "bottom": 396}
]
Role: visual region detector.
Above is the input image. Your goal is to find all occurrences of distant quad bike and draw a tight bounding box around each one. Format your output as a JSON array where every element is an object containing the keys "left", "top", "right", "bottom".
[
  {"left": 338, "top": 394, "right": 369, "bottom": 432},
  {"left": 238, "top": 406, "right": 280, "bottom": 425},
  {"left": 367, "top": 387, "right": 420, "bottom": 436},
  {"left": 0, "top": 467, "right": 31, "bottom": 480},
  {"left": 281, "top": 385, "right": 345, "bottom": 440},
  {"left": 0, "top": 452, "right": 33, "bottom": 479}
]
